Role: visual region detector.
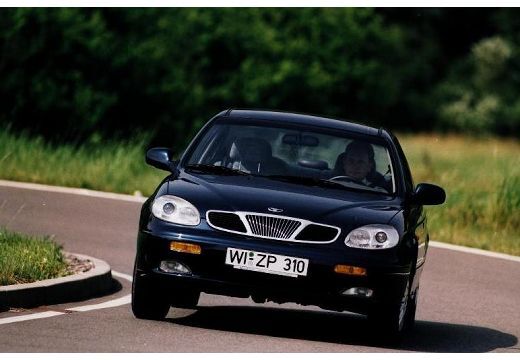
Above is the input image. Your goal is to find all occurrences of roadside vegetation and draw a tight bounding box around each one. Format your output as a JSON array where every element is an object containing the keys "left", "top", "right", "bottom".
[
  {"left": 0, "top": 227, "right": 70, "bottom": 286},
  {"left": 1, "top": 129, "right": 518, "bottom": 256},
  {"left": 400, "top": 134, "right": 520, "bottom": 256},
  {"left": 1, "top": 9, "right": 518, "bottom": 147},
  {"left": 0, "top": 128, "right": 164, "bottom": 196}
]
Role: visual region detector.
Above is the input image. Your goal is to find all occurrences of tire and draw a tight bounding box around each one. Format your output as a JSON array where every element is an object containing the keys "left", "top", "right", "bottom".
[
  {"left": 170, "top": 288, "right": 200, "bottom": 309},
  {"left": 404, "top": 287, "right": 418, "bottom": 331},
  {"left": 131, "top": 264, "right": 170, "bottom": 320},
  {"left": 368, "top": 281, "right": 413, "bottom": 343}
]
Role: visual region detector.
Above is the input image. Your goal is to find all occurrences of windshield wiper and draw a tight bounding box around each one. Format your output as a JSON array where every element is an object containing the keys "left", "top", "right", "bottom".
[{"left": 184, "top": 163, "right": 250, "bottom": 176}]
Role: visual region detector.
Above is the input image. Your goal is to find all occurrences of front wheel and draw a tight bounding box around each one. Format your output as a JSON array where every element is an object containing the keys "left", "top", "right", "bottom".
[
  {"left": 368, "top": 281, "right": 414, "bottom": 342},
  {"left": 170, "top": 288, "right": 200, "bottom": 309},
  {"left": 131, "top": 265, "right": 170, "bottom": 320}
]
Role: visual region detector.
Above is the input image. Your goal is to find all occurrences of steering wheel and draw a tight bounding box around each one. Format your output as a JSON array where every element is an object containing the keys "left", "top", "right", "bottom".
[
  {"left": 329, "top": 175, "right": 358, "bottom": 182},
  {"left": 329, "top": 175, "right": 390, "bottom": 193},
  {"left": 329, "top": 175, "right": 371, "bottom": 189}
]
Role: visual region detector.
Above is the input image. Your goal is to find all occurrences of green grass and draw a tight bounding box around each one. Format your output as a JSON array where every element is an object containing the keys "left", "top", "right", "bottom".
[
  {"left": 0, "top": 129, "right": 165, "bottom": 196},
  {"left": 399, "top": 134, "right": 520, "bottom": 256},
  {"left": 0, "top": 228, "right": 70, "bottom": 286},
  {"left": 0, "top": 129, "right": 519, "bottom": 256}
]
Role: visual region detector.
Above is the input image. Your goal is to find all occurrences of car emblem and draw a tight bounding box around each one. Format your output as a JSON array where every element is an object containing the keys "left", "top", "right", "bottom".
[{"left": 268, "top": 207, "right": 284, "bottom": 213}]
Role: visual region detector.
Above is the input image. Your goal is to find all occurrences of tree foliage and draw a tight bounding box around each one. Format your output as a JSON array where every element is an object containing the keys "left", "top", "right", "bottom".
[{"left": 0, "top": 8, "right": 518, "bottom": 152}]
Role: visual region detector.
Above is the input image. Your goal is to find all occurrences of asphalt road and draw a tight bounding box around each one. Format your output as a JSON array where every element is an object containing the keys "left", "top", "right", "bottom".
[{"left": 0, "top": 183, "right": 519, "bottom": 352}]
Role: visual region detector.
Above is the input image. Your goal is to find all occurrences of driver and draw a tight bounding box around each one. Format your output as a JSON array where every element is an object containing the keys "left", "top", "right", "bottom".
[
  {"left": 342, "top": 141, "right": 372, "bottom": 182},
  {"left": 336, "top": 141, "right": 391, "bottom": 192}
]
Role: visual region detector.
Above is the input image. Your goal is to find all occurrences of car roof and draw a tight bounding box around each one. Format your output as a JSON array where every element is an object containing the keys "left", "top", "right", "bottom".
[{"left": 218, "top": 109, "right": 382, "bottom": 137}]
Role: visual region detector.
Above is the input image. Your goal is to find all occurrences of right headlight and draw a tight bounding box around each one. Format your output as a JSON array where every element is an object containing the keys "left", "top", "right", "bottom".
[
  {"left": 345, "top": 225, "right": 399, "bottom": 249},
  {"left": 151, "top": 195, "right": 200, "bottom": 226}
]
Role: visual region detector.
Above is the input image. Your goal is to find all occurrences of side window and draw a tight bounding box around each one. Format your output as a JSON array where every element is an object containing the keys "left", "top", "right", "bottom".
[{"left": 372, "top": 144, "right": 392, "bottom": 176}]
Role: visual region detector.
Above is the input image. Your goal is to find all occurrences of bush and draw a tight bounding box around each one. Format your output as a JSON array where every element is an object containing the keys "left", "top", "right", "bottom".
[{"left": 435, "top": 36, "right": 520, "bottom": 135}]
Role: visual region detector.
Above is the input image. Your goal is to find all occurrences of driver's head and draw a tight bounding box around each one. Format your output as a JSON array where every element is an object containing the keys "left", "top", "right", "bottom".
[{"left": 342, "top": 141, "right": 374, "bottom": 181}]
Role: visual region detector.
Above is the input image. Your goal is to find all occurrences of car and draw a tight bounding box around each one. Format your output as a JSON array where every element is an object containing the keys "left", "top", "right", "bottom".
[{"left": 132, "top": 109, "right": 446, "bottom": 339}]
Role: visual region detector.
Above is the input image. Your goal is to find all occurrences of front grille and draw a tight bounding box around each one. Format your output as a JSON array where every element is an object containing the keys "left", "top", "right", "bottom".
[
  {"left": 295, "top": 224, "right": 339, "bottom": 242},
  {"left": 245, "top": 215, "right": 301, "bottom": 239},
  {"left": 206, "top": 210, "right": 340, "bottom": 244},
  {"left": 207, "top": 212, "right": 246, "bottom": 233}
]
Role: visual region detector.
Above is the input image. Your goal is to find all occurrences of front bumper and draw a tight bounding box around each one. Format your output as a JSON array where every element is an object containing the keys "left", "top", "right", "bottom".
[{"left": 135, "top": 228, "right": 411, "bottom": 314}]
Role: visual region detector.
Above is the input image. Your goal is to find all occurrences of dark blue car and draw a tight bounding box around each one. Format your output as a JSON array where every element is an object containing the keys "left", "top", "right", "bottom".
[{"left": 132, "top": 109, "right": 445, "bottom": 338}]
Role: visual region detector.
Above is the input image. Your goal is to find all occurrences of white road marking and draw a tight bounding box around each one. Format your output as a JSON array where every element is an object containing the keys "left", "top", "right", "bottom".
[
  {"left": 112, "top": 270, "right": 134, "bottom": 282},
  {"left": 0, "top": 272, "right": 133, "bottom": 325},
  {"left": 0, "top": 179, "right": 146, "bottom": 203},
  {"left": 0, "top": 311, "right": 64, "bottom": 325},
  {"left": 67, "top": 295, "right": 131, "bottom": 312},
  {"left": 430, "top": 241, "right": 520, "bottom": 263}
]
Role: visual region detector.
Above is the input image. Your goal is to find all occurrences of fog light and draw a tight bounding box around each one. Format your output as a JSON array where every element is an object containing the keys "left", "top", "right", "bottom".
[
  {"left": 342, "top": 287, "right": 373, "bottom": 298},
  {"left": 170, "top": 241, "right": 201, "bottom": 255},
  {"left": 334, "top": 264, "right": 367, "bottom": 276},
  {"left": 159, "top": 260, "right": 191, "bottom": 274}
]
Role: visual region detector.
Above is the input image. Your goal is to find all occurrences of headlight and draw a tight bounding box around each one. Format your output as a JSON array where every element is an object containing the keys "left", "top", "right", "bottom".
[
  {"left": 151, "top": 195, "right": 200, "bottom": 226},
  {"left": 345, "top": 225, "right": 399, "bottom": 249}
]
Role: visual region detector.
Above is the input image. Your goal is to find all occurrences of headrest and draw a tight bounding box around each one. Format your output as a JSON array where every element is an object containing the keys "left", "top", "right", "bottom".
[{"left": 230, "top": 137, "right": 272, "bottom": 161}]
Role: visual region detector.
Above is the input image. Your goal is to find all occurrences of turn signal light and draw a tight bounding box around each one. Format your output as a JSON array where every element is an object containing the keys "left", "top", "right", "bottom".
[
  {"left": 170, "top": 241, "right": 201, "bottom": 255},
  {"left": 334, "top": 264, "right": 367, "bottom": 276}
]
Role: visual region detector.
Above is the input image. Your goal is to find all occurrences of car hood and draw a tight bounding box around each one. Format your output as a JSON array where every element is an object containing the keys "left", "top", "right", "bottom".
[{"left": 164, "top": 172, "right": 402, "bottom": 227}]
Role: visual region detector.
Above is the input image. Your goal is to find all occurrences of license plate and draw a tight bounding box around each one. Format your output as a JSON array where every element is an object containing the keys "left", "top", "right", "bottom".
[{"left": 225, "top": 247, "right": 309, "bottom": 278}]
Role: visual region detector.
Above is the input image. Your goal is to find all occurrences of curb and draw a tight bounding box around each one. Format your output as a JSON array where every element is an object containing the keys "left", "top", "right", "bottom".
[{"left": 0, "top": 253, "right": 113, "bottom": 309}]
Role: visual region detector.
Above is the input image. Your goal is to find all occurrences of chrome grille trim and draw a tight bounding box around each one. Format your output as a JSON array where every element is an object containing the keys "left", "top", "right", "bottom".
[
  {"left": 206, "top": 210, "right": 341, "bottom": 244},
  {"left": 245, "top": 214, "right": 301, "bottom": 239}
]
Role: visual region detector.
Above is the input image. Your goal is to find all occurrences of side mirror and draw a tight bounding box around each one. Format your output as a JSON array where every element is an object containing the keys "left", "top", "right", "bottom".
[
  {"left": 146, "top": 147, "right": 177, "bottom": 172},
  {"left": 412, "top": 183, "right": 446, "bottom": 205}
]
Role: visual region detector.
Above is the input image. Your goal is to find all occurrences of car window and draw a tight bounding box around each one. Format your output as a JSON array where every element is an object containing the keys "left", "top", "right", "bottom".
[
  {"left": 392, "top": 135, "right": 414, "bottom": 193},
  {"left": 185, "top": 123, "right": 396, "bottom": 194}
]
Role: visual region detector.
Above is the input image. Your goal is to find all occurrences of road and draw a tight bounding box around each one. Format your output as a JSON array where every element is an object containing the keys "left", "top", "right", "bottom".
[{"left": 0, "top": 182, "right": 519, "bottom": 352}]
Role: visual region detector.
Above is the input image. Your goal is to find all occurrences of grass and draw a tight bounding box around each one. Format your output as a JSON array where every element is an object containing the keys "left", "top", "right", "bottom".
[
  {"left": 399, "top": 134, "right": 520, "bottom": 256},
  {"left": 0, "top": 227, "right": 70, "bottom": 286},
  {"left": 0, "top": 129, "right": 165, "bottom": 196},
  {"left": 0, "top": 128, "right": 518, "bottom": 256}
]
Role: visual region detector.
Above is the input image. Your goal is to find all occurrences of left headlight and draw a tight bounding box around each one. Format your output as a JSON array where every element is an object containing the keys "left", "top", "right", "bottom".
[
  {"left": 151, "top": 195, "right": 200, "bottom": 226},
  {"left": 345, "top": 225, "right": 399, "bottom": 249}
]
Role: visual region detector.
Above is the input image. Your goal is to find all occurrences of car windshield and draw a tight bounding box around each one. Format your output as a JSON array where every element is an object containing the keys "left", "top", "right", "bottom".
[{"left": 185, "top": 122, "right": 396, "bottom": 194}]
